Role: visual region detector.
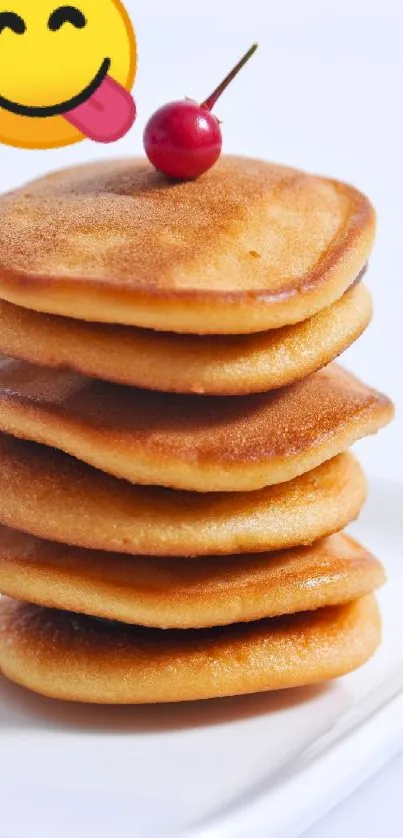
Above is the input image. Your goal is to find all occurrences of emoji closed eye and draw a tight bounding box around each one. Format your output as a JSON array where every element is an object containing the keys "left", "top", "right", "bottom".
[
  {"left": 48, "top": 5, "right": 86, "bottom": 31},
  {"left": 0, "top": 11, "right": 26, "bottom": 34}
]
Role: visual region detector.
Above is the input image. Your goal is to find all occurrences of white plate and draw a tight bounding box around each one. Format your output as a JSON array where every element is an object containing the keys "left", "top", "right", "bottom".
[{"left": 1, "top": 477, "right": 403, "bottom": 838}]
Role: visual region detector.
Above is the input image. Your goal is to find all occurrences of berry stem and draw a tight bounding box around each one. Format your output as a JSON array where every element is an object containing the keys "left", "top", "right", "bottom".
[{"left": 201, "top": 43, "right": 258, "bottom": 111}]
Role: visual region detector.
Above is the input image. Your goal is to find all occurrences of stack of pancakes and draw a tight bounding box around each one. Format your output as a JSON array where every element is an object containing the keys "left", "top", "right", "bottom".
[{"left": 0, "top": 156, "right": 394, "bottom": 704}]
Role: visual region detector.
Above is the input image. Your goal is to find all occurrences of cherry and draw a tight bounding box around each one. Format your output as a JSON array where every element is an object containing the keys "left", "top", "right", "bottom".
[{"left": 143, "top": 44, "right": 258, "bottom": 181}]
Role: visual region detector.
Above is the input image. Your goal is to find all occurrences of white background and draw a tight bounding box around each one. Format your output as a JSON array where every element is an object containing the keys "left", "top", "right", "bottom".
[{"left": 0, "top": 1, "right": 402, "bottom": 835}]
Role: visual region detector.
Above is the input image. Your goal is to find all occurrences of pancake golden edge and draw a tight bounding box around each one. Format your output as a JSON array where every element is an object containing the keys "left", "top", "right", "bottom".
[
  {"left": 0, "top": 434, "right": 366, "bottom": 556},
  {"left": 0, "top": 595, "right": 381, "bottom": 703},
  {"left": 0, "top": 283, "right": 371, "bottom": 395},
  {"left": 0, "top": 526, "right": 385, "bottom": 629},
  {"left": 0, "top": 157, "right": 375, "bottom": 334},
  {"left": 0, "top": 359, "right": 393, "bottom": 492}
]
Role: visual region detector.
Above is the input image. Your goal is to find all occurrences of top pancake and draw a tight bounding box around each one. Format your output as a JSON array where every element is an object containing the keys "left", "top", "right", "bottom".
[
  {"left": 0, "top": 156, "right": 375, "bottom": 334},
  {"left": 0, "top": 357, "right": 393, "bottom": 492}
]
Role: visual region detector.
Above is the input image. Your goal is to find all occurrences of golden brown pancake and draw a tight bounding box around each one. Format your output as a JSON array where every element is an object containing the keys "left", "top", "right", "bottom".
[
  {"left": 0, "top": 157, "right": 375, "bottom": 334},
  {"left": 0, "top": 360, "right": 392, "bottom": 492},
  {"left": 0, "top": 595, "right": 381, "bottom": 703},
  {"left": 0, "top": 435, "right": 366, "bottom": 556},
  {"left": 0, "top": 284, "right": 372, "bottom": 395},
  {"left": 0, "top": 526, "right": 385, "bottom": 628}
]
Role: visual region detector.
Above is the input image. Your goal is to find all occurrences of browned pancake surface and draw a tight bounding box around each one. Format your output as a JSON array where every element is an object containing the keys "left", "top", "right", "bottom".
[
  {"left": 0, "top": 284, "right": 372, "bottom": 395},
  {"left": 0, "top": 435, "right": 366, "bottom": 556},
  {"left": 0, "top": 157, "right": 375, "bottom": 333},
  {"left": 0, "top": 359, "right": 393, "bottom": 491},
  {"left": 0, "top": 596, "right": 381, "bottom": 702},
  {"left": 0, "top": 526, "right": 385, "bottom": 628}
]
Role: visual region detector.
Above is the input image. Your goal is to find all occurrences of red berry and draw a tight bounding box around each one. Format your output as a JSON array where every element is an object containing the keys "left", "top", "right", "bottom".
[
  {"left": 144, "top": 44, "right": 258, "bottom": 181},
  {"left": 144, "top": 100, "right": 222, "bottom": 180}
]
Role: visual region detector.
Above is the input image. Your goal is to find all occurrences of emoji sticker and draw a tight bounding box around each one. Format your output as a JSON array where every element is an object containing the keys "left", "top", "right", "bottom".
[{"left": 0, "top": 0, "right": 137, "bottom": 149}]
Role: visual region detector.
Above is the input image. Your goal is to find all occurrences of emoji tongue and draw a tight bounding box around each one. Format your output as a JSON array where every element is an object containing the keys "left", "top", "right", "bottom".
[{"left": 63, "top": 74, "right": 136, "bottom": 143}]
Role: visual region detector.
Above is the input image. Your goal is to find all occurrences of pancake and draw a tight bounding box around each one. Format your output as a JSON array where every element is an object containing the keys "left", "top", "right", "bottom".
[
  {"left": 0, "top": 526, "right": 385, "bottom": 628},
  {"left": 0, "top": 595, "right": 381, "bottom": 703},
  {"left": 0, "top": 435, "right": 366, "bottom": 556},
  {"left": 0, "top": 360, "right": 392, "bottom": 493},
  {"left": 0, "top": 156, "right": 375, "bottom": 334},
  {"left": 0, "top": 283, "right": 372, "bottom": 395}
]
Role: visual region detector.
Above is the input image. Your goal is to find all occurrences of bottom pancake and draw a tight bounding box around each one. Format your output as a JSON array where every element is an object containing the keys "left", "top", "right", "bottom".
[
  {"left": 0, "top": 526, "right": 385, "bottom": 628},
  {"left": 0, "top": 596, "right": 380, "bottom": 703}
]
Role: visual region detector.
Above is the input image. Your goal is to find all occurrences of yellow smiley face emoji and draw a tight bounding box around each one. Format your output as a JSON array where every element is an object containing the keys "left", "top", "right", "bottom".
[{"left": 0, "top": 0, "right": 137, "bottom": 149}]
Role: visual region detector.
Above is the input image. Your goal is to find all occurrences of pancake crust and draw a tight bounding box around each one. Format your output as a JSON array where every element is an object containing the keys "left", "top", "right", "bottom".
[
  {"left": 0, "top": 595, "right": 381, "bottom": 703},
  {"left": 0, "top": 359, "right": 393, "bottom": 492},
  {"left": 0, "top": 526, "right": 385, "bottom": 628},
  {"left": 0, "top": 284, "right": 372, "bottom": 395},
  {"left": 0, "top": 157, "right": 375, "bottom": 334},
  {"left": 0, "top": 435, "right": 366, "bottom": 556}
]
